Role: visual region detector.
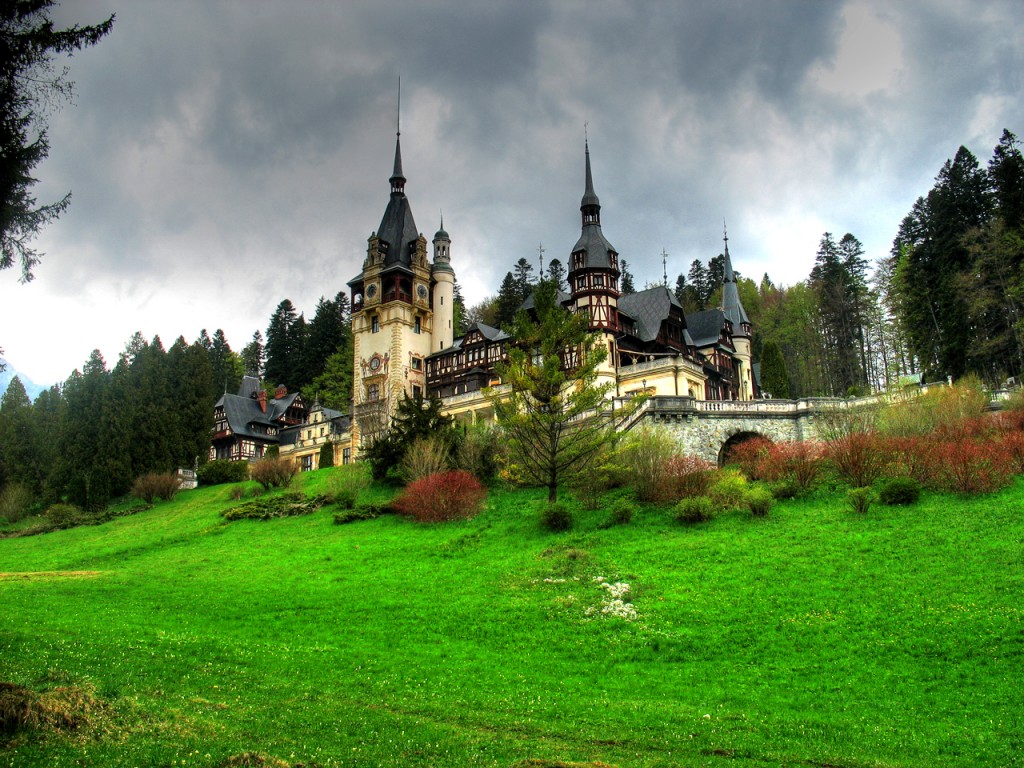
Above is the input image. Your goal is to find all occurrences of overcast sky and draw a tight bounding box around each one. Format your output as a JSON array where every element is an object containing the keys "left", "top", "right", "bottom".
[{"left": 1, "top": 0, "right": 1021, "bottom": 387}]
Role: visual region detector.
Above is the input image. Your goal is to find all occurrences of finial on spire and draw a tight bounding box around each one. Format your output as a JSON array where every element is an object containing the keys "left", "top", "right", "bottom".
[
  {"left": 661, "top": 249, "right": 669, "bottom": 285},
  {"left": 538, "top": 242, "right": 546, "bottom": 273},
  {"left": 397, "top": 73, "right": 401, "bottom": 137}
]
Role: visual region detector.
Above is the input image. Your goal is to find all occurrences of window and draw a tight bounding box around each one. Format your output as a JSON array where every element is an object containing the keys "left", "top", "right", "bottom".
[
  {"left": 412, "top": 384, "right": 422, "bottom": 399},
  {"left": 371, "top": 316, "right": 379, "bottom": 333},
  {"left": 367, "top": 383, "right": 380, "bottom": 401},
  {"left": 414, "top": 316, "right": 421, "bottom": 334},
  {"left": 342, "top": 448, "right": 351, "bottom": 465},
  {"left": 301, "top": 455, "right": 313, "bottom": 472},
  {"left": 411, "top": 357, "right": 422, "bottom": 371}
]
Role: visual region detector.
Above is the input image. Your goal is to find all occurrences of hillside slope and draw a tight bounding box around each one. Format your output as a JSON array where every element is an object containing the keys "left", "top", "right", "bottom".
[{"left": 1, "top": 470, "right": 1022, "bottom": 767}]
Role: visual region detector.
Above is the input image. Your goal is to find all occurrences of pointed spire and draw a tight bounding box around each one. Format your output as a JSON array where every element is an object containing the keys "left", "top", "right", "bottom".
[
  {"left": 723, "top": 220, "right": 736, "bottom": 282},
  {"left": 720, "top": 221, "right": 750, "bottom": 331},
  {"left": 582, "top": 138, "right": 600, "bottom": 211},
  {"left": 390, "top": 78, "right": 405, "bottom": 195}
]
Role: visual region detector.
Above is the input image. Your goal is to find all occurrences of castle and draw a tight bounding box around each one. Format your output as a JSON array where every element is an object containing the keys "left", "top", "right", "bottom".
[{"left": 211, "top": 130, "right": 757, "bottom": 468}]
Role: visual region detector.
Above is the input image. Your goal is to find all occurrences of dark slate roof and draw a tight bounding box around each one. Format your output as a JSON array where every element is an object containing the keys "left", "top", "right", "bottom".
[
  {"left": 377, "top": 135, "right": 419, "bottom": 268},
  {"left": 238, "top": 375, "right": 260, "bottom": 399},
  {"left": 618, "top": 286, "right": 681, "bottom": 343},
  {"left": 520, "top": 288, "right": 573, "bottom": 313},
  {"left": 721, "top": 242, "right": 751, "bottom": 329},
  {"left": 686, "top": 309, "right": 729, "bottom": 348},
  {"left": 218, "top": 394, "right": 280, "bottom": 441},
  {"left": 572, "top": 224, "right": 618, "bottom": 269},
  {"left": 426, "top": 322, "right": 509, "bottom": 358}
]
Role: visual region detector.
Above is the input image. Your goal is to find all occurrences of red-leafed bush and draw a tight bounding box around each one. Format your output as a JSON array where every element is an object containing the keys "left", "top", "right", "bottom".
[
  {"left": 393, "top": 470, "right": 487, "bottom": 522},
  {"left": 885, "top": 436, "right": 941, "bottom": 488},
  {"left": 772, "top": 441, "right": 824, "bottom": 491},
  {"left": 728, "top": 437, "right": 774, "bottom": 481},
  {"left": 659, "top": 454, "right": 716, "bottom": 501},
  {"left": 826, "top": 432, "right": 889, "bottom": 488},
  {"left": 933, "top": 441, "right": 1014, "bottom": 494},
  {"left": 999, "top": 430, "right": 1024, "bottom": 474}
]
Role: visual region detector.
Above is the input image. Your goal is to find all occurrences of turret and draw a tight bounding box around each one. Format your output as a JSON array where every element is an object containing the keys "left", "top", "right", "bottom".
[
  {"left": 432, "top": 218, "right": 455, "bottom": 351},
  {"left": 720, "top": 224, "right": 754, "bottom": 399}
]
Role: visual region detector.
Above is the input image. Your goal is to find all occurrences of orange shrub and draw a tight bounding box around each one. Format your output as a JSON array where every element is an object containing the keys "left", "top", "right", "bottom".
[
  {"left": 657, "top": 454, "right": 716, "bottom": 502},
  {"left": 393, "top": 470, "right": 487, "bottom": 522},
  {"left": 933, "top": 441, "right": 1014, "bottom": 494},
  {"left": 728, "top": 437, "right": 773, "bottom": 481},
  {"left": 826, "top": 432, "right": 889, "bottom": 488}
]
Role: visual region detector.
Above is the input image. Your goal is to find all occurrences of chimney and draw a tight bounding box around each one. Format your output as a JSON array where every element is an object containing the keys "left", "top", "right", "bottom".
[
  {"left": 258, "top": 390, "right": 267, "bottom": 413},
  {"left": 275, "top": 385, "right": 288, "bottom": 400}
]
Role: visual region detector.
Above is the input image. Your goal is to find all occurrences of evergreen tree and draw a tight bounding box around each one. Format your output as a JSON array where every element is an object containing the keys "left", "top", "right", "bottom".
[
  {"left": 673, "top": 273, "right": 686, "bottom": 306},
  {"left": 172, "top": 339, "right": 216, "bottom": 468},
  {"left": 547, "top": 258, "right": 567, "bottom": 292},
  {"left": 303, "top": 293, "right": 350, "bottom": 389},
  {"left": 620, "top": 259, "right": 636, "bottom": 294},
  {"left": 687, "top": 259, "right": 710, "bottom": 310},
  {"left": 30, "top": 384, "right": 65, "bottom": 503},
  {"left": 209, "top": 329, "right": 242, "bottom": 395},
  {"left": 989, "top": 129, "right": 1024, "bottom": 232},
  {"left": 264, "top": 299, "right": 300, "bottom": 388},
  {"left": 512, "top": 257, "right": 535, "bottom": 303},
  {"left": 0, "top": 376, "right": 39, "bottom": 493},
  {"left": 759, "top": 340, "right": 790, "bottom": 399},
  {"left": 489, "top": 280, "right": 632, "bottom": 503},
  {"left": 306, "top": 344, "right": 354, "bottom": 413},
  {"left": 241, "top": 331, "right": 265, "bottom": 379},
  {"left": 452, "top": 278, "right": 467, "bottom": 336},
  {"left": 0, "top": 2, "right": 114, "bottom": 281},
  {"left": 495, "top": 272, "right": 520, "bottom": 330}
]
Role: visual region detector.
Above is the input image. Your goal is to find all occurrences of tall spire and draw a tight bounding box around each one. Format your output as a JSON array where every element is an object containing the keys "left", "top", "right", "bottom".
[
  {"left": 390, "top": 78, "right": 405, "bottom": 195},
  {"left": 723, "top": 220, "right": 736, "bottom": 282},
  {"left": 581, "top": 137, "right": 601, "bottom": 226},
  {"left": 720, "top": 221, "right": 750, "bottom": 332}
]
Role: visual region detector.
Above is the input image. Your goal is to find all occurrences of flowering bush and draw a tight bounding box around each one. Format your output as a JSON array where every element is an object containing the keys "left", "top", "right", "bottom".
[{"left": 393, "top": 470, "right": 487, "bottom": 522}]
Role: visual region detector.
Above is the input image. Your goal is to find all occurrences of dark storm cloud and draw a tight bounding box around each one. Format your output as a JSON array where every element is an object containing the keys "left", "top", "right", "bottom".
[{"left": 5, "top": 0, "right": 1022, "bottom": 384}]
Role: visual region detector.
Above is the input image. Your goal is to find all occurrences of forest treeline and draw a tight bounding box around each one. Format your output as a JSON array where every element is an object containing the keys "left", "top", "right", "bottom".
[{"left": 1, "top": 129, "right": 1021, "bottom": 509}]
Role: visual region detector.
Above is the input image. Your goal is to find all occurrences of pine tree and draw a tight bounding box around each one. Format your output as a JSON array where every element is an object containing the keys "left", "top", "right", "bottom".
[
  {"left": 687, "top": 259, "right": 710, "bottom": 310},
  {"left": 989, "top": 129, "right": 1024, "bottom": 232},
  {"left": 512, "top": 257, "right": 535, "bottom": 304},
  {"left": 495, "top": 272, "right": 520, "bottom": 330},
  {"left": 0, "top": 376, "right": 39, "bottom": 493},
  {"left": 547, "top": 258, "right": 567, "bottom": 292},
  {"left": 265, "top": 299, "right": 300, "bottom": 388},
  {"left": 241, "top": 331, "right": 265, "bottom": 379},
  {"left": 759, "top": 340, "right": 790, "bottom": 399},
  {"left": 620, "top": 259, "right": 636, "bottom": 294}
]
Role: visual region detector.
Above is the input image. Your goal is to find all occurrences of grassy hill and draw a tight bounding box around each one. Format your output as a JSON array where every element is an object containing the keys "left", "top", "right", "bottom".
[{"left": 1, "top": 468, "right": 1022, "bottom": 767}]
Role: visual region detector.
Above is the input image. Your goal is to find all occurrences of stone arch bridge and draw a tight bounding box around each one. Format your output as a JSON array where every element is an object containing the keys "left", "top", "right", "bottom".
[{"left": 620, "top": 395, "right": 880, "bottom": 465}]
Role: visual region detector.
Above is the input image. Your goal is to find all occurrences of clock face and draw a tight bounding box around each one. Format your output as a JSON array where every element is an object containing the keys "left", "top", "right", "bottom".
[
  {"left": 417, "top": 284, "right": 428, "bottom": 299},
  {"left": 366, "top": 283, "right": 377, "bottom": 298},
  {"left": 369, "top": 356, "right": 381, "bottom": 371}
]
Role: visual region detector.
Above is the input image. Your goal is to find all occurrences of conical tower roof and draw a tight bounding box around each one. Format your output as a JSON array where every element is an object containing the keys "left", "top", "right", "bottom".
[
  {"left": 720, "top": 224, "right": 750, "bottom": 332},
  {"left": 376, "top": 131, "right": 419, "bottom": 268},
  {"left": 571, "top": 140, "right": 617, "bottom": 268}
]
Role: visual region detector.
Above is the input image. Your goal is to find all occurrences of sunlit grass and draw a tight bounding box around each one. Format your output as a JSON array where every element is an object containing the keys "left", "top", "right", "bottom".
[{"left": 1, "top": 468, "right": 1022, "bottom": 767}]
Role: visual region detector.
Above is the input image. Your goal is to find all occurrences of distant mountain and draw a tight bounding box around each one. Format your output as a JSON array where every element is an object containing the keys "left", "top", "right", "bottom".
[{"left": 0, "top": 359, "right": 48, "bottom": 401}]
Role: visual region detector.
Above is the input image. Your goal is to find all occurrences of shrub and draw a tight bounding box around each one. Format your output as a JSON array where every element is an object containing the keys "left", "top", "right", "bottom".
[
  {"left": 886, "top": 436, "right": 941, "bottom": 488},
  {"left": 663, "top": 454, "right": 716, "bottom": 501},
  {"left": 249, "top": 458, "right": 297, "bottom": 490},
  {"left": 770, "top": 479, "right": 799, "bottom": 499},
  {"left": 318, "top": 440, "right": 335, "bottom": 469},
  {"left": 131, "top": 472, "right": 180, "bottom": 503},
  {"left": 707, "top": 468, "right": 749, "bottom": 513},
  {"left": 264, "top": 446, "right": 279, "bottom": 460},
  {"left": 455, "top": 424, "right": 505, "bottom": 483},
  {"left": 847, "top": 487, "right": 875, "bottom": 515},
  {"left": 325, "top": 467, "right": 370, "bottom": 509},
  {"left": 400, "top": 434, "right": 451, "bottom": 483},
  {"left": 727, "top": 436, "right": 773, "bottom": 481},
  {"left": 540, "top": 503, "right": 573, "bottom": 532},
  {"left": 878, "top": 477, "right": 921, "bottom": 505},
  {"left": 228, "top": 485, "right": 245, "bottom": 501},
  {"left": 746, "top": 487, "right": 773, "bottom": 517},
  {"left": 673, "top": 496, "right": 715, "bottom": 524},
  {"left": 222, "top": 493, "right": 327, "bottom": 521},
  {"left": 333, "top": 507, "right": 382, "bottom": 524},
  {"left": 621, "top": 425, "right": 681, "bottom": 501},
  {"left": 604, "top": 498, "right": 635, "bottom": 527},
  {"left": 44, "top": 503, "right": 84, "bottom": 530},
  {"left": 197, "top": 459, "right": 249, "bottom": 486},
  {"left": 778, "top": 441, "right": 824, "bottom": 491},
  {"left": 933, "top": 441, "right": 1014, "bottom": 494},
  {"left": 0, "top": 483, "right": 35, "bottom": 522},
  {"left": 827, "top": 432, "right": 888, "bottom": 487},
  {"left": 392, "top": 470, "right": 486, "bottom": 523}
]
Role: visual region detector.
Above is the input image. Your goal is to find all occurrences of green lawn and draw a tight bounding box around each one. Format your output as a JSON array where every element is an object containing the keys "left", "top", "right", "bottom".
[{"left": 1, "top": 469, "right": 1022, "bottom": 767}]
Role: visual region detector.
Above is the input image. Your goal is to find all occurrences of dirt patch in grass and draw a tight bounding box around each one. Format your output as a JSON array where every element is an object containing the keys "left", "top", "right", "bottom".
[
  {"left": 217, "top": 753, "right": 314, "bottom": 768},
  {"left": 0, "top": 571, "right": 103, "bottom": 581},
  {"left": 512, "top": 761, "right": 619, "bottom": 768},
  {"left": 0, "top": 682, "right": 103, "bottom": 736}
]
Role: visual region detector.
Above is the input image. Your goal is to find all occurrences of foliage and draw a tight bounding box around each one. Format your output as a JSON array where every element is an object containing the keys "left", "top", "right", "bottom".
[
  {"left": 131, "top": 472, "right": 180, "bottom": 503},
  {"left": 325, "top": 466, "right": 370, "bottom": 509},
  {"left": 707, "top": 469, "right": 749, "bottom": 513},
  {"left": 0, "top": 1, "right": 114, "bottom": 281},
  {"left": 222, "top": 493, "right": 327, "bottom": 521},
  {"left": 454, "top": 423, "right": 505, "bottom": 483},
  {"left": 745, "top": 487, "right": 774, "bottom": 517},
  {"left": 43, "top": 502, "right": 84, "bottom": 529},
  {"left": 826, "top": 432, "right": 889, "bottom": 488},
  {"left": 727, "top": 436, "right": 773, "bottom": 481},
  {"left": 673, "top": 495, "right": 715, "bottom": 524},
  {"left": 249, "top": 458, "right": 297, "bottom": 490},
  {"left": 399, "top": 434, "right": 451, "bottom": 483},
  {"left": 392, "top": 470, "right": 486, "bottom": 523},
  {"left": 661, "top": 453, "right": 716, "bottom": 502},
  {"left": 539, "top": 502, "right": 573, "bottom": 532},
  {"left": 602, "top": 498, "right": 635, "bottom": 527},
  {"left": 490, "top": 280, "right": 636, "bottom": 503},
  {"left": 933, "top": 441, "right": 1014, "bottom": 495},
  {"left": 0, "top": 482, "right": 34, "bottom": 522},
  {"left": 877, "top": 378, "right": 988, "bottom": 437},
  {"left": 364, "top": 391, "right": 457, "bottom": 481},
  {"left": 878, "top": 477, "right": 922, "bottom": 506},
  {"left": 846, "top": 487, "right": 875, "bottom": 515},
  {"left": 333, "top": 506, "right": 385, "bottom": 525},
  {"left": 318, "top": 440, "right": 335, "bottom": 469},
  {"left": 619, "top": 424, "right": 680, "bottom": 502},
  {"left": 197, "top": 459, "right": 250, "bottom": 486},
  {"left": 758, "top": 339, "right": 790, "bottom": 399}
]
